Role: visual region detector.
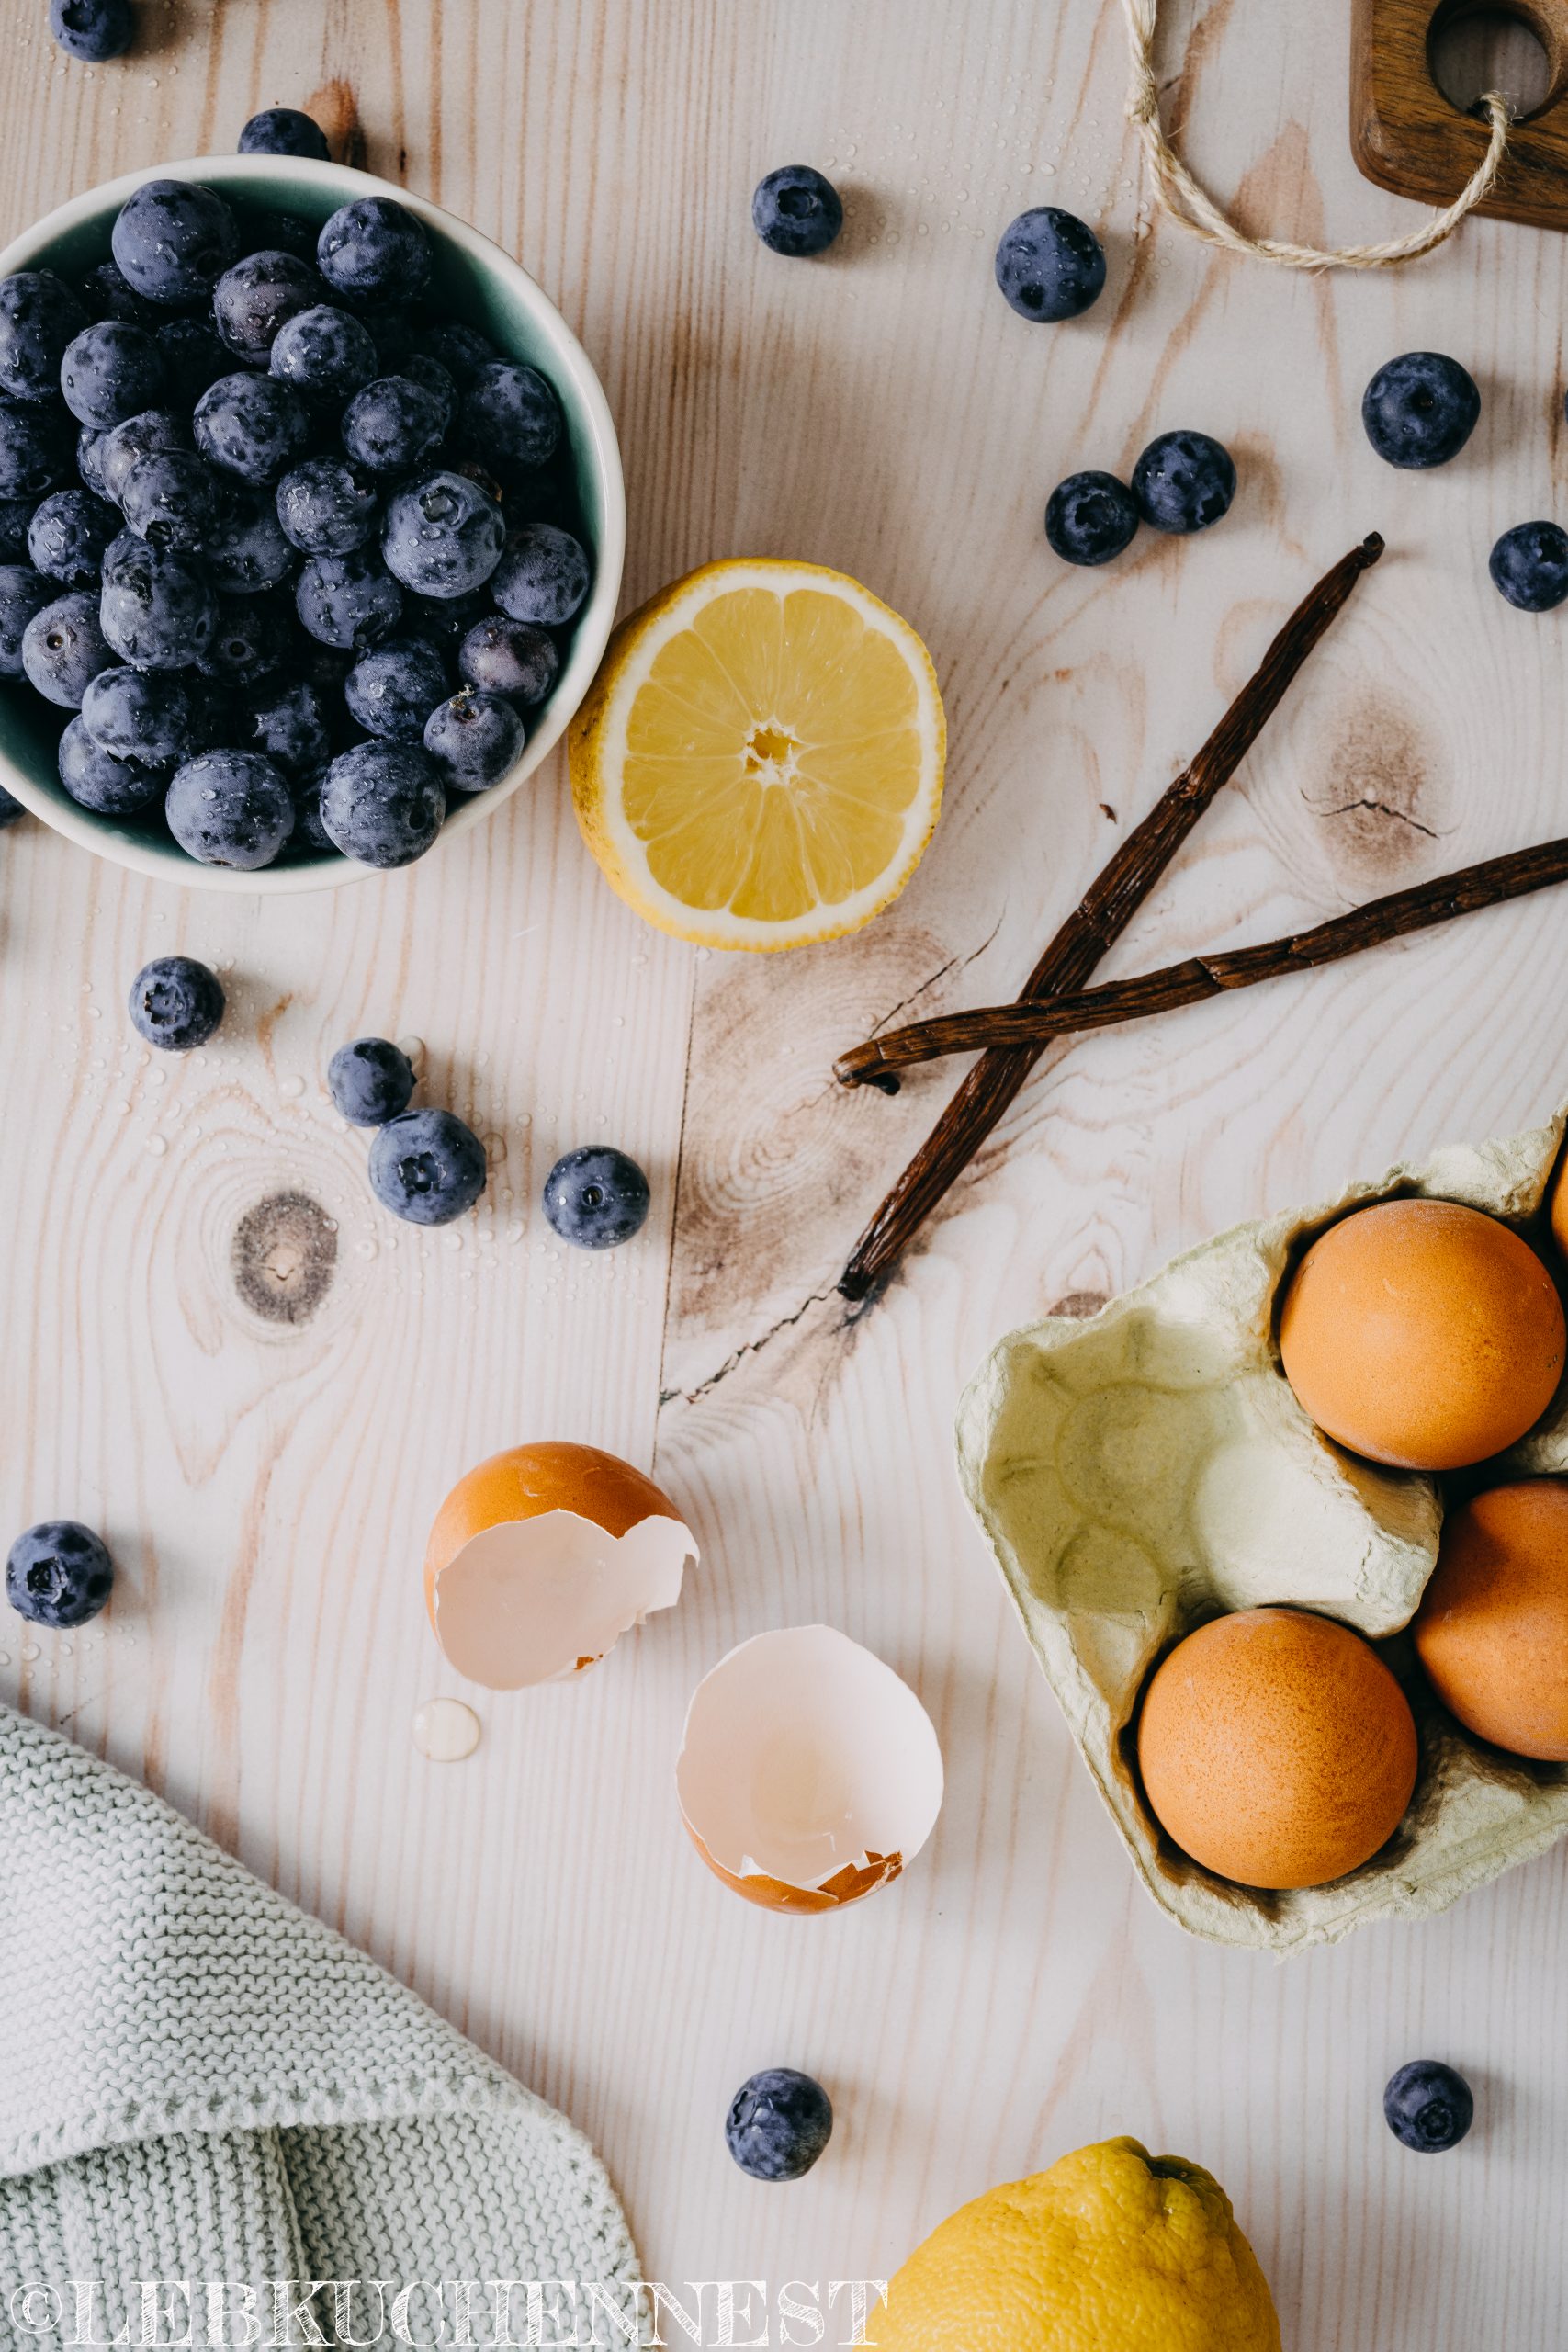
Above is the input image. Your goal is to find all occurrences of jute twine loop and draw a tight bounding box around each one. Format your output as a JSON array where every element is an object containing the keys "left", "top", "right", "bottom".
[{"left": 1122, "top": 0, "right": 1511, "bottom": 270}]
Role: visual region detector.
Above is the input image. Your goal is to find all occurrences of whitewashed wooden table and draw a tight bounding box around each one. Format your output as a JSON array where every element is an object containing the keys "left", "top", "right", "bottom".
[{"left": 5, "top": 3, "right": 1568, "bottom": 2343}]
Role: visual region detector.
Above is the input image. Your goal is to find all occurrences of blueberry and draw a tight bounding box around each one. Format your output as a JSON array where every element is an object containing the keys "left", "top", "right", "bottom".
[
  {"left": 239, "top": 107, "right": 331, "bottom": 161},
  {"left": 414, "top": 319, "right": 497, "bottom": 388},
  {"left": 82, "top": 666, "right": 200, "bottom": 764},
  {"left": 0, "top": 564, "right": 55, "bottom": 675},
  {"left": 0, "top": 494, "right": 38, "bottom": 561},
  {"left": 356, "top": 302, "right": 417, "bottom": 367},
  {"left": 166, "top": 747, "right": 293, "bottom": 868},
  {"left": 244, "top": 676, "right": 331, "bottom": 775},
  {"left": 381, "top": 469, "right": 504, "bottom": 598},
  {"left": 127, "top": 954, "right": 224, "bottom": 1049},
  {"left": 461, "top": 362, "right": 563, "bottom": 473},
  {"left": 212, "top": 249, "right": 323, "bottom": 367},
  {"left": 0, "top": 270, "right": 88, "bottom": 401},
  {"left": 48, "top": 0, "right": 132, "bottom": 61},
  {"left": 98, "top": 407, "right": 187, "bottom": 504},
  {"left": 58, "top": 711, "right": 161, "bottom": 813},
  {"left": 295, "top": 546, "right": 403, "bottom": 650},
  {"left": 1383, "top": 2061, "right": 1473, "bottom": 2154},
  {"left": 402, "top": 353, "right": 457, "bottom": 429},
  {"left": 197, "top": 593, "right": 290, "bottom": 687},
  {"left": 119, "top": 449, "right": 220, "bottom": 552},
  {"left": 0, "top": 404, "right": 70, "bottom": 497},
  {"left": 1132, "top": 430, "right": 1236, "bottom": 534},
  {"left": 195, "top": 371, "right": 309, "bottom": 485},
  {"left": 276, "top": 454, "right": 379, "bottom": 555},
  {"left": 112, "top": 179, "right": 238, "bottom": 306},
  {"left": 1045, "top": 470, "right": 1140, "bottom": 566},
  {"left": 1489, "top": 520, "right": 1568, "bottom": 612},
  {"left": 239, "top": 204, "right": 321, "bottom": 267},
  {"left": 269, "top": 303, "right": 378, "bottom": 402},
  {"left": 344, "top": 634, "right": 448, "bottom": 740},
  {"left": 1362, "top": 352, "right": 1480, "bottom": 469},
  {"left": 78, "top": 259, "right": 157, "bottom": 326},
  {"left": 207, "top": 485, "right": 298, "bottom": 593},
  {"left": 288, "top": 766, "right": 333, "bottom": 854},
  {"left": 341, "top": 376, "right": 447, "bottom": 476},
  {"left": 368, "top": 1107, "right": 486, "bottom": 1225},
  {"left": 328, "top": 1035, "right": 416, "bottom": 1125},
  {"left": 100, "top": 527, "right": 216, "bottom": 668},
  {"left": 60, "top": 320, "right": 165, "bottom": 429},
  {"left": 0, "top": 782, "right": 25, "bottom": 827},
  {"left": 76, "top": 425, "right": 112, "bottom": 499},
  {"left": 458, "top": 614, "right": 558, "bottom": 705},
  {"left": 995, "top": 206, "right": 1106, "bottom": 322},
  {"left": 423, "top": 687, "right": 523, "bottom": 791},
  {"left": 22, "top": 591, "right": 112, "bottom": 707},
  {"left": 160, "top": 313, "right": 231, "bottom": 404},
  {"left": 28, "top": 487, "right": 118, "bottom": 583},
  {"left": 317, "top": 198, "right": 432, "bottom": 304},
  {"left": 724, "top": 2070, "right": 832, "bottom": 2183},
  {"left": 320, "top": 738, "right": 445, "bottom": 866},
  {"left": 6, "top": 1521, "right": 114, "bottom": 1629},
  {"left": 751, "top": 166, "right": 843, "bottom": 258},
  {"left": 542, "top": 1145, "right": 650, "bottom": 1250},
  {"left": 405, "top": 584, "right": 490, "bottom": 661},
  {"left": 491, "top": 521, "right": 590, "bottom": 626}
]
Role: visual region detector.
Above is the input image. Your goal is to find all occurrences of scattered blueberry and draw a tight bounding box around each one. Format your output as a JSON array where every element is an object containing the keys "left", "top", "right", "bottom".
[
  {"left": 295, "top": 546, "right": 403, "bottom": 650},
  {"left": 492, "top": 521, "right": 591, "bottom": 626},
  {"left": 22, "top": 591, "right": 112, "bottom": 707},
  {"left": 995, "top": 206, "right": 1106, "bottom": 322},
  {"left": 48, "top": 0, "right": 132, "bottom": 61},
  {"left": 165, "top": 747, "right": 294, "bottom": 868},
  {"left": 6, "top": 1521, "right": 114, "bottom": 1629},
  {"left": 100, "top": 527, "right": 216, "bottom": 668},
  {"left": 213, "top": 248, "right": 322, "bottom": 366},
  {"left": 0, "top": 270, "right": 88, "bottom": 401},
  {"left": 112, "top": 179, "right": 238, "bottom": 306},
  {"left": 415, "top": 319, "right": 497, "bottom": 387},
  {"left": 1383, "top": 2061, "right": 1473, "bottom": 2154},
  {"left": 269, "top": 302, "right": 378, "bottom": 402},
  {"left": 58, "top": 711, "right": 161, "bottom": 813},
  {"left": 1131, "top": 430, "right": 1236, "bottom": 534},
  {"left": 0, "top": 404, "right": 70, "bottom": 497},
  {"left": 276, "top": 454, "right": 379, "bottom": 555},
  {"left": 1362, "top": 352, "right": 1480, "bottom": 469},
  {"left": 118, "top": 449, "right": 220, "bottom": 552},
  {"left": 28, "top": 487, "right": 118, "bottom": 584},
  {"left": 1045, "top": 469, "right": 1140, "bottom": 567},
  {"left": 207, "top": 485, "right": 299, "bottom": 593},
  {"left": 542, "top": 1145, "right": 650, "bottom": 1250},
  {"left": 244, "top": 676, "right": 332, "bottom": 775},
  {"left": 0, "top": 565, "right": 55, "bottom": 675},
  {"left": 341, "top": 375, "right": 447, "bottom": 476},
  {"left": 0, "top": 782, "right": 25, "bottom": 827},
  {"left": 368, "top": 1106, "right": 487, "bottom": 1225},
  {"left": 1489, "top": 520, "right": 1568, "bottom": 612},
  {"left": 194, "top": 370, "right": 310, "bottom": 485},
  {"left": 461, "top": 361, "right": 563, "bottom": 472},
  {"left": 423, "top": 686, "right": 523, "bottom": 791},
  {"left": 98, "top": 407, "right": 187, "bottom": 504},
  {"left": 81, "top": 664, "right": 199, "bottom": 764},
  {"left": 344, "top": 634, "right": 448, "bottom": 740},
  {"left": 239, "top": 107, "right": 331, "bottom": 161},
  {"left": 60, "top": 319, "right": 165, "bottom": 428},
  {"left": 381, "top": 469, "right": 504, "bottom": 597},
  {"left": 197, "top": 593, "right": 291, "bottom": 687},
  {"left": 127, "top": 953, "right": 224, "bottom": 1049},
  {"left": 319, "top": 738, "right": 446, "bottom": 866},
  {"left": 317, "top": 198, "right": 432, "bottom": 305},
  {"left": 751, "top": 165, "right": 843, "bottom": 258},
  {"left": 724, "top": 2070, "right": 832, "bottom": 2183},
  {"left": 328, "top": 1035, "right": 416, "bottom": 1125},
  {"left": 458, "top": 614, "right": 558, "bottom": 704}
]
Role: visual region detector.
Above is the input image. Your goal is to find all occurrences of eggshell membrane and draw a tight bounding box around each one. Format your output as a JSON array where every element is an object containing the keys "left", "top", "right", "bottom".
[
  {"left": 677, "top": 1626, "right": 944, "bottom": 1913},
  {"left": 1415, "top": 1479, "right": 1568, "bottom": 1761},
  {"left": 1136, "top": 1607, "right": 1418, "bottom": 1890},
  {"left": 1279, "top": 1199, "right": 1564, "bottom": 1470},
  {"left": 424, "top": 1442, "right": 696, "bottom": 1689}
]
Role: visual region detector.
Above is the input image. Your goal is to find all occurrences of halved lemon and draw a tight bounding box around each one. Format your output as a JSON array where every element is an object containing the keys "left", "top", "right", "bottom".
[{"left": 569, "top": 559, "right": 945, "bottom": 951}]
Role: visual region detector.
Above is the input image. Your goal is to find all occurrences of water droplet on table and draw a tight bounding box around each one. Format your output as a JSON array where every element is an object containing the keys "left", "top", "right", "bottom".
[
  {"left": 280, "top": 1075, "right": 305, "bottom": 1100},
  {"left": 19, "top": 1644, "right": 39, "bottom": 1663},
  {"left": 146, "top": 1135, "right": 167, "bottom": 1157},
  {"left": 412, "top": 1693, "right": 481, "bottom": 1762}
]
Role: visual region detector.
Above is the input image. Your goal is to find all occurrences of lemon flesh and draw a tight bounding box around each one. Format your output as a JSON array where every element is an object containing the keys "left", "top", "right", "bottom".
[
  {"left": 570, "top": 559, "right": 945, "bottom": 951},
  {"left": 873, "top": 2136, "right": 1282, "bottom": 2352}
]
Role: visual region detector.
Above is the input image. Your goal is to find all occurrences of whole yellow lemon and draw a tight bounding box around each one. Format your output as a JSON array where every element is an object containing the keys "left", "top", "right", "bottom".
[{"left": 872, "top": 2135, "right": 1280, "bottom": 2352}]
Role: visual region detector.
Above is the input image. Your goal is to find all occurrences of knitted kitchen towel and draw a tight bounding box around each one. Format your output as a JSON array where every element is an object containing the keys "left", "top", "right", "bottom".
[{"left": 0, "top": 1704, "right": 643, "bottom": 2346}]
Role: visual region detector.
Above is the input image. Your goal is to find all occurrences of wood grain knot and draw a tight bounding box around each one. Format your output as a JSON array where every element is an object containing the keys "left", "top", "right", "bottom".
[{"left": 231, "top": 1192, "right": 337, "bottom": 1326}]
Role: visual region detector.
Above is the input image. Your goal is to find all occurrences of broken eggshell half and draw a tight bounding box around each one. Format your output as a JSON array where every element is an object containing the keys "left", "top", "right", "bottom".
[
  {"left": 423, "top": 1441, "right": 697, "bottom": 1690},
  {"left": 677, "top": 1625, "right": 944, "bottom": 1913}
]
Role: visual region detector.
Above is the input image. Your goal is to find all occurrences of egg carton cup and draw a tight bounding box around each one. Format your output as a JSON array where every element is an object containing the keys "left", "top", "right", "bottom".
[{"left": 955, "top": 1099, "right": 1568, "bottom": 1953}]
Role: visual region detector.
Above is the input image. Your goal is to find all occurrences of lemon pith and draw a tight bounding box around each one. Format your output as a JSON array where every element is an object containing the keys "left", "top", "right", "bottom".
[{"left": 569, "top": 559, "right": 945, "bottom": 951}]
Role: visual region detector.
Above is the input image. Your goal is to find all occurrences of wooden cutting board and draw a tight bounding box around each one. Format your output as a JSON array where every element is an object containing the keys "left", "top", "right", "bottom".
[{"left": 1352, "top": 0, "right": 1568, "bottom": 229}]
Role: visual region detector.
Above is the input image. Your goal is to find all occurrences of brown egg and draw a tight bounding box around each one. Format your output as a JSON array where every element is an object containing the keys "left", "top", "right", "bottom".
[
  {"left": 1278, "top": 1198, "right": 1564, "bottom": 1471},
  {"left": 1414, "top": 1479, "right": 1568, "bottom": 1760},
  {"left": 1136, "top": 1607, "right": 1418, "bottom": 1889}
]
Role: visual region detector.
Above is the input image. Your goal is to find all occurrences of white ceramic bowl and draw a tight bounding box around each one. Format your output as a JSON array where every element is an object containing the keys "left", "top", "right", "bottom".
[{"left": 0, "top": 154, "right": 625, "bottom": 892}]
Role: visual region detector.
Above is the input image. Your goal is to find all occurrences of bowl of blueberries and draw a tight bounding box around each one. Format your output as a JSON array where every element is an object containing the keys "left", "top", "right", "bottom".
[{"left": 0, "top": 149, "right": 624, "bottom": 888}]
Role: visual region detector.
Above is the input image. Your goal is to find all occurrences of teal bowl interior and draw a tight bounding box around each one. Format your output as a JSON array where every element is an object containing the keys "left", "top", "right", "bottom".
[{"left": 0, "top": 154, "right": 625, "bottom": 892}]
